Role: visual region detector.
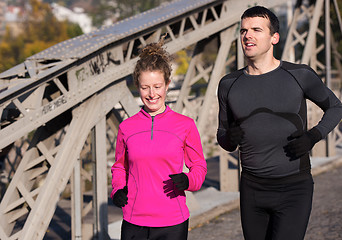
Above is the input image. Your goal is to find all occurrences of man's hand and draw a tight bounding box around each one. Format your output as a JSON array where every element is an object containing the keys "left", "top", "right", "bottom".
[
  {"left": 169, "top": 173, "right": 189, "bottom": 191},
  {"left": 112, "top": 186, "right": 128, "bottom": 208},
  {"left": 226, "top": 122, "right": 244, "bottom": 148},
  {"left": 284, "top": 128, "right": 321, "bottom": 159}
]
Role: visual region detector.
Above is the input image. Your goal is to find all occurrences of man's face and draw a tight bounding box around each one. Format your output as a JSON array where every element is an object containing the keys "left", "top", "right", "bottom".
[{"left": 240, "top": 17, "right": 279, "bottom": 61}]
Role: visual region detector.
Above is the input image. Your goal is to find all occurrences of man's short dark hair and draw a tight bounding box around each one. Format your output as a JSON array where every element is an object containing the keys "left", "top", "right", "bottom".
[{"left": 241, "top": 6, "right": 279, "bottom": 35}]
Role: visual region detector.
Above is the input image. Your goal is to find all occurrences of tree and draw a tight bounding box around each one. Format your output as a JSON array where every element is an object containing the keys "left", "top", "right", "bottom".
[
  {"left": 0, "top": 28, "right": 21, "bottom": 71},
  {"left": 0, "top": 0, "right": 83, "bottom": 73}
]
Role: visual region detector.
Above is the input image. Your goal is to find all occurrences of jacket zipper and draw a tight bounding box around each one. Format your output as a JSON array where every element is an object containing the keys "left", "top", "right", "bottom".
[{"left": 151, "top": 116, "right": 155, "bottom": 140}]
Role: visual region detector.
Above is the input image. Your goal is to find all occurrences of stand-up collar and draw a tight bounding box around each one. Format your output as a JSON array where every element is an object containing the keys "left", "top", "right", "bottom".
[{"left": 139, "top": 105, "right": 171, "bottom": 119}]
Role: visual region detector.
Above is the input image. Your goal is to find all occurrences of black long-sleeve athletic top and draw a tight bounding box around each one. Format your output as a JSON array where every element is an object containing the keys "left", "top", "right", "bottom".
[{"left": 217, "top": 61, "right": 342, "bottom": 178}]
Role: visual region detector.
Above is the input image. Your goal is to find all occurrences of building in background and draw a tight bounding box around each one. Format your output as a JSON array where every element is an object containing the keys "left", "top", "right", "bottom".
[
  {"left": 51, "top": 2, "right": 93, "bottom": 34},
  {"left": 0, "top": 3, "right": 26, "bottom": 37}
]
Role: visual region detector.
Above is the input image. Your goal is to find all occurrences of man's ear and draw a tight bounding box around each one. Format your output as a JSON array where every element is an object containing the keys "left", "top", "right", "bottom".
[{"left": 272, "top": 32, "right": 280, "bottom": 45}]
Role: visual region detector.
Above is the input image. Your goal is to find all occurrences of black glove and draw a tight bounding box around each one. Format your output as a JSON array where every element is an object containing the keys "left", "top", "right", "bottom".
[
  {"left": 112, "top": 186, "right": 128, "bottom": 208},
  {"left": 284, "top": 128, "right": 321, "bottom": 159},
  {"left": 169, "top": 173, "right": 189, "bottom": 191},
  {"left": 226, "top": 122, "right": 244, "bottom": 151}
]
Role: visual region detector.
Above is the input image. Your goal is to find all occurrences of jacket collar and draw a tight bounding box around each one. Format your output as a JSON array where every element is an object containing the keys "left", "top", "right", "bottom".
[{"left": 139, "top": 105, "right": 171, "bottom": 119}]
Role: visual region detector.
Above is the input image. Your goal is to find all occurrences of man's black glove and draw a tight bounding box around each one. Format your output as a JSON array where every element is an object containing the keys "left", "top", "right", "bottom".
[
  {"left": 226, "top": 122, "right": 244, "bottom": 151},
  {"left": 169, "top": 173, "right": 189, "bottom": 191},
  {"left": 112, "top": 186, "right": 128, "bottom": 208},
  {"left": 284, "top": 128, "right": 321, "bottom": 159}
]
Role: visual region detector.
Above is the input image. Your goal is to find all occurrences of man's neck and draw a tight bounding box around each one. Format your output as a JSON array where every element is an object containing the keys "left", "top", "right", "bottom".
[{"left": 246, "top": 57, "right": 280, "bottom": 75}]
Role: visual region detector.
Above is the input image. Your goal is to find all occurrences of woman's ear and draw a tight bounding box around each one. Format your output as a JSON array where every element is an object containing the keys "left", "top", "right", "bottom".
[{"left": 166, "top": 80, "right": 171, "bottom": 91}]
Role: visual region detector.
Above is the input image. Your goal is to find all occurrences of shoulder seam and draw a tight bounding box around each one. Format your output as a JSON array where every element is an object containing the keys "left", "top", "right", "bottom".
[
  {"left": 280, "top": 62, "right": 305, "bottom": 93},
  {"left": 222, "top": 69, "right": 245, "bottom": 99}
]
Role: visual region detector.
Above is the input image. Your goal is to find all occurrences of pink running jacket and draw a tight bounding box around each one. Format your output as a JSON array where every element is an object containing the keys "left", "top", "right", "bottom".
[{"left": 111, "top": 106, "right": 207, "bottom": 227}]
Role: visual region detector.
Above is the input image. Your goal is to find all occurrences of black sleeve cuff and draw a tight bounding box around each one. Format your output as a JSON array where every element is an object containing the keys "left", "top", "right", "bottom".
[{"left": 308, "top": 127, "right": 322, "bottom": 144}]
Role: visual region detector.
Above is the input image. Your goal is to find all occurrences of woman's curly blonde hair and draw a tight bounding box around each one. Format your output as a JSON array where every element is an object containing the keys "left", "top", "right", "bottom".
[{"left": 133, "top": 36, "right": 172, "bottom": 86}]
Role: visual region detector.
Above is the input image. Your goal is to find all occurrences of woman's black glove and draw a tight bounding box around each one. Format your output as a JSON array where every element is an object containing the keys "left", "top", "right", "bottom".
[
  {"left": 169, "top": 173, "right": 189, "bottom": 191},
  {"left": 284, "top": 128, "right": 321, "bottom": 159},
  {"left": 112, "top": 186, "right": 128, "bottom": 208}
]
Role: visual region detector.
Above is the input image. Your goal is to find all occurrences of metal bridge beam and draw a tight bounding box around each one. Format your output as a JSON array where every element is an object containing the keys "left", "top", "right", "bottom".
[{"left": 197, "top": 26, "right": 238, "bottom": 135}]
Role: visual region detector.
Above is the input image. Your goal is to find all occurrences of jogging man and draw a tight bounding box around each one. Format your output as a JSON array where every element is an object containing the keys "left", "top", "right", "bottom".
[{"left": 217, "top": 6, "right": 342, "bottom": 240}]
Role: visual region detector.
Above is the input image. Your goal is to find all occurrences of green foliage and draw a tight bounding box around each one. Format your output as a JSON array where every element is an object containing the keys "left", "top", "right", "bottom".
[
  {"left": 0, "top": 29, "right": 19, "bottom": 71},
  {"left": 175, "top": 50, "right": 190, "bottom": 75},
  {"left": 66, "top": 22, "right": 83, "bottom": 38},
  {"left": 0, "top": 0, "right": 83, "bottom": 73}
]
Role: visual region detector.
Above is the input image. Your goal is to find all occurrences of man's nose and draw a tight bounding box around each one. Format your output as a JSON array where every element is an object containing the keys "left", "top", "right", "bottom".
[{"left": 244, "top": 30, "right": 252, "bottom": 39}]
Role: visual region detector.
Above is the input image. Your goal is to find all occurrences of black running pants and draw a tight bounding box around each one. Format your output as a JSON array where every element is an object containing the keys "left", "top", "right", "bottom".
[
  {"left": 121, "top": 219, "right": 189, "bottom": 240},
  {"left": 240, "top": 173, "right": 314, "bottom": 240}
]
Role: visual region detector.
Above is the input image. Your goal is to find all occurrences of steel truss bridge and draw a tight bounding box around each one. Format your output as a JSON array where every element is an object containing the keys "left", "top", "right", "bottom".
[{"left": 0, "top": 0, "right": 341, "bottom": 239}]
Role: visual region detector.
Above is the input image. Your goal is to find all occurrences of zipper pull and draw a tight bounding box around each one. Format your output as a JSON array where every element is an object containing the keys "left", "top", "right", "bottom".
[{"left": 151, "top": 116, "right": 155, "bottom": 140}]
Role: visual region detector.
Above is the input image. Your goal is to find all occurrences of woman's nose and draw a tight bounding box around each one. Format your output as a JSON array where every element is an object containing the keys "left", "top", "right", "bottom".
[{"left": 149, "top": 88, "right": 155, "bottom": 97}]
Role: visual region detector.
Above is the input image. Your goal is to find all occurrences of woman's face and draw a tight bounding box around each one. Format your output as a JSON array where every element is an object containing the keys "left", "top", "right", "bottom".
[{"left": 138, "top": 71, "right": 170, "bottom": 116}]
